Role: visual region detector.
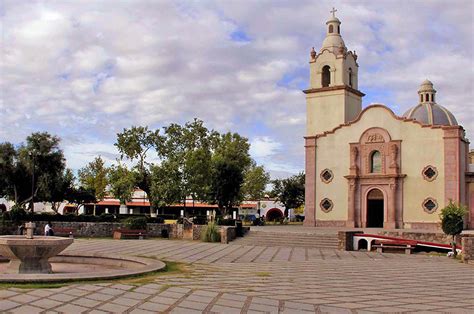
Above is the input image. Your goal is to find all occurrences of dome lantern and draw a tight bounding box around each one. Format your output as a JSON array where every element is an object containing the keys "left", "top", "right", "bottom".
[
  {"left": 403, "top": 80, "right": 457, "bottom": 126},
  {"left": 321, "top": 7, "right": 346, "bottom": 54},
  {"left": 418, "top": 79, "right": 436, "bottom": 103}
]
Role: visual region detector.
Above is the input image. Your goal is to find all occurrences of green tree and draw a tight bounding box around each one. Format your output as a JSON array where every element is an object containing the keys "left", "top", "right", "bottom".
[
  {"left": 161, "top": 119, "right": 216, "bottom": 215},
  {"left": 0, "top": 133, "right": 67, "bottom": 211},
  {"left": 149, "top": 160, "right": 183, "bottom": 212},
  {"left": 208, "top": 132, "right": 252, "bottom": 216},
  {"left": 115, "top": 126, "right": 164, "bottom": 213},
  {"left": 108, "top": 164, "right": 135, "bottom": 205},
  {"left": 0, "top": 142, "right": 19, "bottom": 200},
  {"left": 209, "top": 157, "right": 245, "bottom": 217},
  {"left": 78, "top": 156, "right": 109, "bottom": 201},
  {"left": 272, "top": 173, "right": 305, "bottom": 218},
  {"left": 439, "top": 201, "right": 468, "bottom": 256},
  {"left": 242, "top": 161, "right": 270, "bottom": 200},
  {"left": 48, "top": 169, "right": 75, "bottom": 213},
  {"left": 64, "top": 186, "right": 96, "bottom": 214}
]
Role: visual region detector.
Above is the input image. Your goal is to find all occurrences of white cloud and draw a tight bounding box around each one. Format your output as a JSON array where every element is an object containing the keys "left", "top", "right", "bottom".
[
  {"left": 1, "top": 0, "right": 472, "bottom": 179},
  {"left": 250, "top": 136, "right": 282, "bottom": 159}
]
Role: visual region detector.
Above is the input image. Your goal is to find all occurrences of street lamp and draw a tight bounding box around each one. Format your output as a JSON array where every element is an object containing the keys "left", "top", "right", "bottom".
[{"left": 28, "top": 150, "right": 36, "bottom": 213}]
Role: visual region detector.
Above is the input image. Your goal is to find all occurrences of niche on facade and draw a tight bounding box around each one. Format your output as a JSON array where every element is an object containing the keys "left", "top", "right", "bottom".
[{"left": 354, "top": 127, "right": 400, "bottom": 176}]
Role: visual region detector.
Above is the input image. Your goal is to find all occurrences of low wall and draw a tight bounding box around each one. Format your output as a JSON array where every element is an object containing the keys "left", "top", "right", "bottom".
[
  {"left": 220, "top": 226, "right": 236, "bottom": 244},
  {"left": 462, "top": 235, "right": 474, "bottom": 264},
  {"left": 0, "top": 221, "right": 170, "bottom": 238},
  {"left": 0, "top": 221, "right": 245, "bottom": 243},
  {"left": 338, "top": 230, "right": 464, "bottom": 251},
  {"left": 377, "top": 230, "right": 461, "bottom": 246}
]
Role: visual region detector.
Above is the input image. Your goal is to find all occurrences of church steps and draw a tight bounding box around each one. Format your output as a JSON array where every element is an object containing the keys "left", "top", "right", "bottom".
[{"left": 232, "top": 231, "right": 339, "bottom": 249}]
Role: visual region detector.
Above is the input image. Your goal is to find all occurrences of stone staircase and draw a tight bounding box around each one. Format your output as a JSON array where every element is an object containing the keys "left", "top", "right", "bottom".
[{"left": 231, "top": 230, "right": 339, "bottom": 249}]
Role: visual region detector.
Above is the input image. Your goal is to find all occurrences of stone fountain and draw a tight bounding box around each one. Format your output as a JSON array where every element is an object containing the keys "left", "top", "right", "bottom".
[{"left": 0, "top": 222, "right": 73, "bottom": 274}]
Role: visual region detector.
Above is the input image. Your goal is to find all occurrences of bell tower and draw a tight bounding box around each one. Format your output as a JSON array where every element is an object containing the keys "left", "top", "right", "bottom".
[{"left": 304, "top": 8, "right": 364, "bottom": 136}]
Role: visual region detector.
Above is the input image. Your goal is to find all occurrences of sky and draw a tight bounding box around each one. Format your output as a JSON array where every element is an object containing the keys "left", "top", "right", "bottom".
[{"left": 1, "top": 0, "right": 473, "bottom": 179}]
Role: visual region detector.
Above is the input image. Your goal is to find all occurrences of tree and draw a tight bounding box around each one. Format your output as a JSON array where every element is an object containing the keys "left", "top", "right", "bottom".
[
  {"left": 0, "top": 142, "right": 18, "bottom": 200},
  {"left": 78, "top": 156, "right": 109, "bottom": 201},
  {"left": 272, "top": 173, "right": 305, "bottom": 218},
  {"left": 242, "top": 161, "right": 270, "bottom": 200},
  {"left": 64, "top": 187, "right": 96, "bottom": 214},
  {"left": 209, "top": 157, "right": 245, "bottom": 217},
  {"left": 161, "top": 119, "right": 216, "bottom": 215},
  {"left": 149, "top": 160, "right": 183, "bottom": 212},
  {"left": 48, "top": 169, "right": 75, "bottom": 213},
  {"left": 115, "top": 126, "right": 163, "bottom": 213},
  {"left": 0, "top": 133, "right": 67, "bottom": 211},
  {"left": 108, "top": 164, "right": 135, "bottom": 205},
  {"left": 439, "top": 201, "right": 468, "bottom": 257},
  {"left": 208, "top": 132, "right": 252, "bottom": 216}
]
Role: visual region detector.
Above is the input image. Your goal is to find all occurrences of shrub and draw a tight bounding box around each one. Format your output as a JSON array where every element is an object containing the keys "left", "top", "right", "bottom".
[
  {"left": 8, "top": 206, "right": 28, "bottom": 224},
  {"left": 123, "top": 217, "right": 148, "bottom": 230},
  {"left": 217, "top": 218, "right": 235, "bottom": 226},
  {"left": 201, "top": 222, "right": 221, "bottom": 242},
  {"left": 439, "top": 201, "right": 468, "bottom": 256},
  {"left": 147, "top": 217, "right": 165, "bottom": 224},
  {"left": 192, "top": 216, "right": 208, "bottom": 225}
]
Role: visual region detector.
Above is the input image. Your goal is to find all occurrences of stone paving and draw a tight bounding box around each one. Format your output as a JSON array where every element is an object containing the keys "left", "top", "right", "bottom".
[{"left": 0, "top": 238, "right": 473, "bottom": 313}]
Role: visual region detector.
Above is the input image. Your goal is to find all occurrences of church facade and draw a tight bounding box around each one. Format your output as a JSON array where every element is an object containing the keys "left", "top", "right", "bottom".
[{"left": 303, "top": 12, "right": 473, "bottom": 230}]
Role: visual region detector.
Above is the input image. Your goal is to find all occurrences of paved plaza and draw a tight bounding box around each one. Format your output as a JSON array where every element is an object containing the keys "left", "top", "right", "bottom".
[{"left": 1, "top": 237, "right": 473, "bottom": 313}]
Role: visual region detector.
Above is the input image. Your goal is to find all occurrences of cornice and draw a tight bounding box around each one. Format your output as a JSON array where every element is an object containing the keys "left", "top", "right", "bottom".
[{"left": 303, "top": 85, "right": 365, "bottom": 97}]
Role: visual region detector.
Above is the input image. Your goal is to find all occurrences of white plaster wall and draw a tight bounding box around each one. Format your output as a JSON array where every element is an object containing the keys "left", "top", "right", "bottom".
[{"left": 314, "top": 106, "right": 445, "bottom": 223}]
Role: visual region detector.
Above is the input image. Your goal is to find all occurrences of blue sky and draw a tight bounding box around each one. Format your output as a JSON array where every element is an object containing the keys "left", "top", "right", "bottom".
[{"left": 1, "top": 0, "right": 473, "bottom": 179}]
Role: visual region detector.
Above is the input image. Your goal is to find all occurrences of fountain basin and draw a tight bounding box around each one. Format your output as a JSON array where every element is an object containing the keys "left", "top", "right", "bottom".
[
  {"left": 0, "top": 253, "right": 166, "bottom": 283},
  {"left": 0, "top": 236, "right": 73, "bottom": 274}
]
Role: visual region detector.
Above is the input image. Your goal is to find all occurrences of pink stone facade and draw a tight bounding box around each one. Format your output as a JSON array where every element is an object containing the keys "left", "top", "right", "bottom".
[{"left": 304, "top": 120, "right": 472, "bottom": 230}]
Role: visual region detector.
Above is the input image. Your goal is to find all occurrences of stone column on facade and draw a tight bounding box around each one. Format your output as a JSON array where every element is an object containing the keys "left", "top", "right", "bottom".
[
  {"left": 386, "top": 180, "right": 397, "bottom": 229},
  {"left": 443, "top": 128, "right": 462, "bottom": 205},
  {"left": 388, "top": 143, "right": 399, "bottom": 175},
  {"left": 346, "top": 179, "right": 356, "bottom": 227},
  {"left": 304, "top": 137, "right": 317, "bottom": 227},
  {"left": 330, "top": 68, "right": 336, "bottom": 87}
]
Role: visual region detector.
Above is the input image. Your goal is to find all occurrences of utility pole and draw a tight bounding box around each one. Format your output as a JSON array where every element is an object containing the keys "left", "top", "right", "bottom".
[{"left": 29, "top": 150, "right": 35, "bottom": 213}]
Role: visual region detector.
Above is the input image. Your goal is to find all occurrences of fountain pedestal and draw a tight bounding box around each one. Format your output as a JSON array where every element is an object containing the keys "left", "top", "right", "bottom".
[
  {"left": 0, "top": 237, "right": 73, "bottom": 273},
  {"left": 0, "top": 223, "right": 73, "bottom": 274}
]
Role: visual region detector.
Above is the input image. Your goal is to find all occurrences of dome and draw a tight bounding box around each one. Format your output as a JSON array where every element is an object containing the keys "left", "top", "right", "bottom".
[
  {"left": 321, "top": 35, "right": 345, "bottom": 51},
  {"left": 403, "top": 103, "right": 457, "bottom": 126},
  {"left": 326, "top": 16, "right": 341, "bottom": 24},
  {"left": 402, "top": 80, "right": 458, "bottom": 126}
]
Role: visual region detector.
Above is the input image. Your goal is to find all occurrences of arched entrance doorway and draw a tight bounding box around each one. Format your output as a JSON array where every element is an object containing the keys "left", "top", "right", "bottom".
[
  {"left": 265, "top": 208, "right": 283, "bottom": 221},
  {"left": 367, "top": 188, "right": 384, "bottom": 227}
]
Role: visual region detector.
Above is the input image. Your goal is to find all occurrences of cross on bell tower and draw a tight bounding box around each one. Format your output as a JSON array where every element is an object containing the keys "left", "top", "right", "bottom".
[{"left": 330, "top": 7, "right": 337, "bottom": 17}]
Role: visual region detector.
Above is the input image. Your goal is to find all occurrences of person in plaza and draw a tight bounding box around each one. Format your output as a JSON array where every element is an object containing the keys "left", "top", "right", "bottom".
[{"left": 44, "top": 222, "right": 54, "bottom": 236}]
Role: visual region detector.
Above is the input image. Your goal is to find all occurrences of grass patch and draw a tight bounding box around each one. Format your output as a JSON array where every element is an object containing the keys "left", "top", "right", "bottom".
[
  {"left": 0, "top": 282, "right": 68, "bottom": 290},
  {"left": 255, "top": 271, "right": 271, "bottom": 277},
  {"left": 0, "top": 260, "right": 190, "bottom": 290},
  {"left": 159, "top": 284, "right": 175, "bottom": 292}
]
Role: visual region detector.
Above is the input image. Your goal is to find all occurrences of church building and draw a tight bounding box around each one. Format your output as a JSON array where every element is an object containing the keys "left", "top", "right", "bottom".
[{"left": 303, "top": 10, "right": 473, "bottom": 230}]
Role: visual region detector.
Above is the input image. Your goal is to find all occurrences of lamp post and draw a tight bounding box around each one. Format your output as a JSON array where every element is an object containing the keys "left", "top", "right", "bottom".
[{"left": 28, "top": 150, "right": 36, "bottom": 213}]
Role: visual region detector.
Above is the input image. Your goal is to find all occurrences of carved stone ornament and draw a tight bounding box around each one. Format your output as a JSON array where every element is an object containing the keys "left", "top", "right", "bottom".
[
  {"left": 351, "top": 146, "right": 358, "bottom": 164},
  {"left": 390, "top": 143, "right": 398, "bottom": 168},
  {"left": 366, "top": 133, "right": 385, "bottom": 143}
]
